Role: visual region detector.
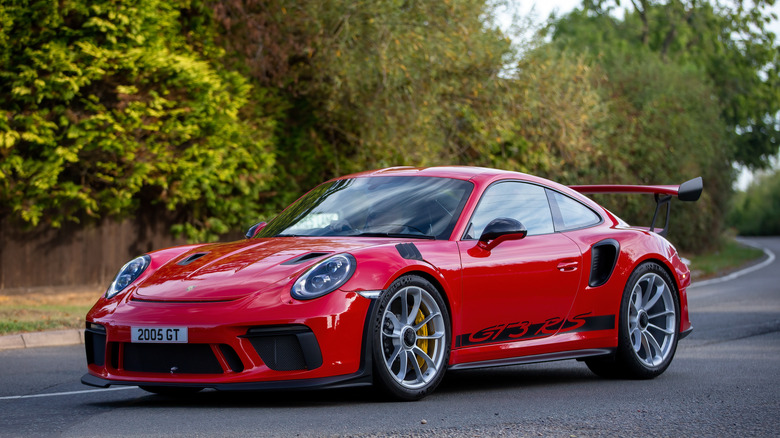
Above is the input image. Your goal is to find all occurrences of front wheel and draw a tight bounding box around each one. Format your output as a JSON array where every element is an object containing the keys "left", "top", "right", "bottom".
[
  {"left": 586, "top": 262, "right": 680, "bottom": 379},
  {"left": 371, "top": 275, "right": 451, "bottom": 401}
]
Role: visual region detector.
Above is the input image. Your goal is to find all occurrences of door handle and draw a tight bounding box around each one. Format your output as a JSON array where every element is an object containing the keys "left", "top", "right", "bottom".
[{"left": 557, "top": 261, "right": 579, "bottom": 272}]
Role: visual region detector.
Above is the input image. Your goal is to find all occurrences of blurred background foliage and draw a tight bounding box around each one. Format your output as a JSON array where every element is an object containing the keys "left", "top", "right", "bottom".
[
  {"left": 1, "top": 0, "right": 778, "bottom": 252},
  {"left": 728, "top": 167, "right": 780, "bottom": 235}
]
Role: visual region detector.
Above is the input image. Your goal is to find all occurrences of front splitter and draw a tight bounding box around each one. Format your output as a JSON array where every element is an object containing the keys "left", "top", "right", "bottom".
[{"left": 81, "top": 371, "right": 373, "bottom": 392}]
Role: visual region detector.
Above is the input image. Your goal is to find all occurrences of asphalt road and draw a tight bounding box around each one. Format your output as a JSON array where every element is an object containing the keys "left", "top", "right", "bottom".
[{"left": 1, "top": 237, "right": 778, "bottom": 438}]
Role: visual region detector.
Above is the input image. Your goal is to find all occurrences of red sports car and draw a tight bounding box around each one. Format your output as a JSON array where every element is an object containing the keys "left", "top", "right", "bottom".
[{"left": 82, "top": 166, "right": 702, "bottom": 400}]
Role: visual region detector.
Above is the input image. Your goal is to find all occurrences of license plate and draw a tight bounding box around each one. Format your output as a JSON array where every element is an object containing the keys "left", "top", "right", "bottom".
[{"left": 131, "top": 327, "right": 188, "bottom": 343}]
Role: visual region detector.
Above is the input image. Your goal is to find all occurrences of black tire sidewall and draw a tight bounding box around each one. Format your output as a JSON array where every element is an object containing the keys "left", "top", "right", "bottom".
[{"left": 371, "top": 274, "right": 451, "bottom": 401}]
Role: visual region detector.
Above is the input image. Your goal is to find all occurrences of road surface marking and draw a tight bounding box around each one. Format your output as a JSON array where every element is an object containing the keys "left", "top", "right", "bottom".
[
  {"left": 0, "top": 386, "right": 138, "bottom": 401},
  {"left": 690, "top": 241, "right": 775, "bottom": 288}
]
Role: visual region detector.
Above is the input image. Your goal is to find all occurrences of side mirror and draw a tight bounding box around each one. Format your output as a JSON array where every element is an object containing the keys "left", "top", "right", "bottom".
[
  {"left": 478, "top": 218, "right": 527, "bottom": 251},
  {"left": 245, "top": 222, "right": 267, "bottom": 239}
]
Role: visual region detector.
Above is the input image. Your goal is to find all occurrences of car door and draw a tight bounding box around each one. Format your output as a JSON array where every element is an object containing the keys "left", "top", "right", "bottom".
[{"left": 456, "top": 181, "right": 584, "bottom": 349}]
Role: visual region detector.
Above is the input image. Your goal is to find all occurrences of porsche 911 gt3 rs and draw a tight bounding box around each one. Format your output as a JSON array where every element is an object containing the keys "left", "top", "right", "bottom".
[{"left": 82, "top": 166, "right": 702, "bottom": 400}]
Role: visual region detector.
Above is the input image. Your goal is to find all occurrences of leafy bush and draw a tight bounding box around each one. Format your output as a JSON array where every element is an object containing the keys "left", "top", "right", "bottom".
[
  {"left": 1, "top": 0, "right": 765, "bottom": 254},
  {"left": 208, "top": 0, "right": 521, "bottom": 206},
  {"left": 0, "top": 0, "right": 275, "bottom": 240},
  {"left": 548, "top": 12, "right": 735, "bottom": 253},
  {"left": 728, "top": 170, "right": 780, "bottom": 236}
]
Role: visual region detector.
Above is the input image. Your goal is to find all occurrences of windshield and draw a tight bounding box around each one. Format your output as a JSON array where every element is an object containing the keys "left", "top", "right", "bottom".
[{"left": 256, "top": 176, "right": 473, "bottom": 240}]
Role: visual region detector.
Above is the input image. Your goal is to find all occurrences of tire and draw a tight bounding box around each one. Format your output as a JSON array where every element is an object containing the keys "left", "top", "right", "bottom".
[
  {"left": 371, "top": 275, "right": 451, "bottom": 401},
  {"left": 139, "top": 386, "right": 203, "bottom": 396},
  {"left": 586, "top": 261, "right": 680, "bottom": 379}
]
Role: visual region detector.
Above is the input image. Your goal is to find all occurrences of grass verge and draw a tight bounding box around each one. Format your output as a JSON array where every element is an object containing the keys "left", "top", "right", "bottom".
[
  {"left": 684, "top": 238, "right": 765, "bottom": 280},
  {"left": 0, "top": 288, "right": 99, "bottom": 336}
]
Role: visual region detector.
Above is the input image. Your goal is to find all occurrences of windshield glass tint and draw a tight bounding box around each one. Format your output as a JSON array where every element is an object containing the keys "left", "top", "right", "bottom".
[{"left": 256, "top": 176, "right": 473, "bottom": 240}]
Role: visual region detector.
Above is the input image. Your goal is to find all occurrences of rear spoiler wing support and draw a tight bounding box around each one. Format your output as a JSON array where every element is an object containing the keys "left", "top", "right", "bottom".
[
  {"left": 650, "top": 194, "right": 673, "bottom": 236},
  {"left": 569, "top": 177, "right": 703, "bottom": 237}
]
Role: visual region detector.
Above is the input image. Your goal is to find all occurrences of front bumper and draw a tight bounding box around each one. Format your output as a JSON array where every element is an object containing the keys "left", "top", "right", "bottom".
[{"left": 83, "top": 288, "right": 377, "bottom": 390}]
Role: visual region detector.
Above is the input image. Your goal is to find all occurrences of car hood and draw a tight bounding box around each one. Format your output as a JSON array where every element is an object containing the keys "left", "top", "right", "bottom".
[{"left": 133, "top": 238, "right": 385, "bottom": 302}]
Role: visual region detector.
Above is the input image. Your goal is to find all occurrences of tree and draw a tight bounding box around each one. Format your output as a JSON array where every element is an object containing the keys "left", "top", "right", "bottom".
[
  {"left": 591, "top": 50, "right": 733, "bottom": 252},
  {"left": 728, "top": 168, "right": 780, "bottom": 235},
  {"left": 554, "top": 0, "right": 780, "bottom": 169},
  {"left": 208, "top": 0, "right": 520, "bottom": 205},
  {"left": 0, "top": 0, "right": 276, "bottom": 240},
  {"left": 482, "top": 46, "right": 610, "bottom": 182}
]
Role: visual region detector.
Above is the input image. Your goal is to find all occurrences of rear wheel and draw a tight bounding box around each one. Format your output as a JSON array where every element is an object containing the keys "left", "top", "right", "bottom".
[
  {"left": 586, "top": 262, "right": 680, "bottom": 379},
  {"left": 372, "top": 275, "right": 450, "bottom": 401}
]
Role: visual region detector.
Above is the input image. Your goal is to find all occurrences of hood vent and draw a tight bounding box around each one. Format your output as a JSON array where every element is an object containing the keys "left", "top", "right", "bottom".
[
  {"left": 281, "top": 252, "right": 331, "bottom": 265},
  {"left": 177, "top": 252, "right": 209, "bottom": 266}
]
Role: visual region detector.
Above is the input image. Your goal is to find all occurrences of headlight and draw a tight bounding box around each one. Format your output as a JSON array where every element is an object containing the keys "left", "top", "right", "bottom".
[
  {"left": 291, "top": 254, "right": 356, "bottom": 300},
  {"left": 106, "top": 255, "right": 151, "bottom": 299}
]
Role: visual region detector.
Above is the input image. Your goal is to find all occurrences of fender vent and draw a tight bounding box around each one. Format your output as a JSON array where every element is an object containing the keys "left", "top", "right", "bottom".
[
  {"left": 396, "top": 243, "right": 423, "bottom": 261},
  {"left": 589, "top": 239, "right": 619, "bottom": 288},
  {"left": 177, "top": 252, "right": 208, "bottom": 266}
]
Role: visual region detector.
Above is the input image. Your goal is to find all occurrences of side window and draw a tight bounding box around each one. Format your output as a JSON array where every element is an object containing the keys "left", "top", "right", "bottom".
[
  {"left": 550, "top": 191, "right": 601, "bottom": 231},
  {"left": 465, "top": 181, "right": 554, "bottom": 239}
]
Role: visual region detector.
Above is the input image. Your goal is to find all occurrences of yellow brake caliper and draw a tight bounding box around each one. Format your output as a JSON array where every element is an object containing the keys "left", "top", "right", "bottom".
[{"left": 414, "top": 307, "right": 429, "bottom": 370}]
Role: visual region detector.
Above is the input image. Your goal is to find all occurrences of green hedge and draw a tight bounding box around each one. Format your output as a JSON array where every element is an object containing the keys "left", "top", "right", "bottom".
[{"left": 0, "top": 0, "right": 275, "bottom": 240}]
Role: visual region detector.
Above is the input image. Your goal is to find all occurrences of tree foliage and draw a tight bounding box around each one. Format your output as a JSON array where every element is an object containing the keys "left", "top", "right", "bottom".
[
  {"left": 1, "top": 0, "right": 771, "bottom": 253},
  {"left": 589, "top": 50, "right": 732, "bottom": 251},
  {"left": 485, "top": 46, "right": 610, "bottom": 182},
  {"left": 728, "top": 168, "right": 780, "bottom": 235},
  {"left": 489, "top": 41, "right": 731, "bottom": 252},
  {"left": 0, "top": 0, "right": 275, "bottom": 240},
  {"left": 207, "top": 0, "right": 520, "bottom": 205},
  {"left": 553, "top": 0, "right": 780, "bottom": 169}
]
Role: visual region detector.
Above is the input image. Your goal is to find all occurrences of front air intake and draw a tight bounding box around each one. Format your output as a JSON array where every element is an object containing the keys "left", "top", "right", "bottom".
[
  {"left": 85, "top": 323, "right": 106, "bottom": 367},
  {"left": 242, "top": 325, "right": 323, "bottom": 371}
]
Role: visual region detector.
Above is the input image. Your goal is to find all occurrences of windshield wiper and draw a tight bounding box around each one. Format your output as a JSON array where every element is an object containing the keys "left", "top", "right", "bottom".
[{"left": 353, "top": 232, "right": 435, "bottom": 240}]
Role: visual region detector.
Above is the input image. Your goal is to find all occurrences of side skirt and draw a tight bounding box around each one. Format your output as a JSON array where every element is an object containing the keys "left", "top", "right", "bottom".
[{"left": 448, "top": 348, "right": 615, "bottom": 371}]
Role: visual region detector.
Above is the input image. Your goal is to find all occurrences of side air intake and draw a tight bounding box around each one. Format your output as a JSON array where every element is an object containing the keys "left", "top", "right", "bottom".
[{"left": 589, "top": 239, "right": 619, "bottom": 288}]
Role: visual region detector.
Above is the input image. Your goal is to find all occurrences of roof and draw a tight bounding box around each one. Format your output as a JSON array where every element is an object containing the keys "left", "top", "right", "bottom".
[{"left": 340, "top": 166, "right": 524, "bottom": 181}]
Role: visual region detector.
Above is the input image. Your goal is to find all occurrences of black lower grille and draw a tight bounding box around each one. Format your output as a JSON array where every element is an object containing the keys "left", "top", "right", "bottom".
[
  {"left": 243, "top": 326, "right": 323, "bottom": 371},
  {"left": 219, "top": 344, "right": 245, "bottom": 373},
  {"left": 249, "top": 335, "right": 307, "bottom": 371},
  {"left": 123, "top": 343, "right": 223, "bottom": 374}
]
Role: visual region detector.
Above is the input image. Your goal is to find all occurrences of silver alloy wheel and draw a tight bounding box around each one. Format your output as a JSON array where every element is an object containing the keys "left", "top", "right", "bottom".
[
  {"left": 628, "top": 272, "right": 677, "bottom": 367},
  {"left": 380, "top": 285, "right": 446, "bottom": 390}
]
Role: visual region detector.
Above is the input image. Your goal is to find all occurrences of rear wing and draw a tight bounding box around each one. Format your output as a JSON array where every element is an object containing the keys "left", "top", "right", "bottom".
[{"left": 569, "top": 177, "right": 703, "bottom": 236}]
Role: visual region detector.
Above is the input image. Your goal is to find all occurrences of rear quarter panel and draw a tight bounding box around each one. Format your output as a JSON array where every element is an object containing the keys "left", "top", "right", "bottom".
[{"left": 562, "top": 221, "right": 692, "bottom": 339}]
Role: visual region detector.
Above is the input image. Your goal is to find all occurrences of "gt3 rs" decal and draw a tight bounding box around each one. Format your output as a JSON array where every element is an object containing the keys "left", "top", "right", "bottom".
[{"left": 456, "top": 312, "right": 615, "bottom": 347}]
